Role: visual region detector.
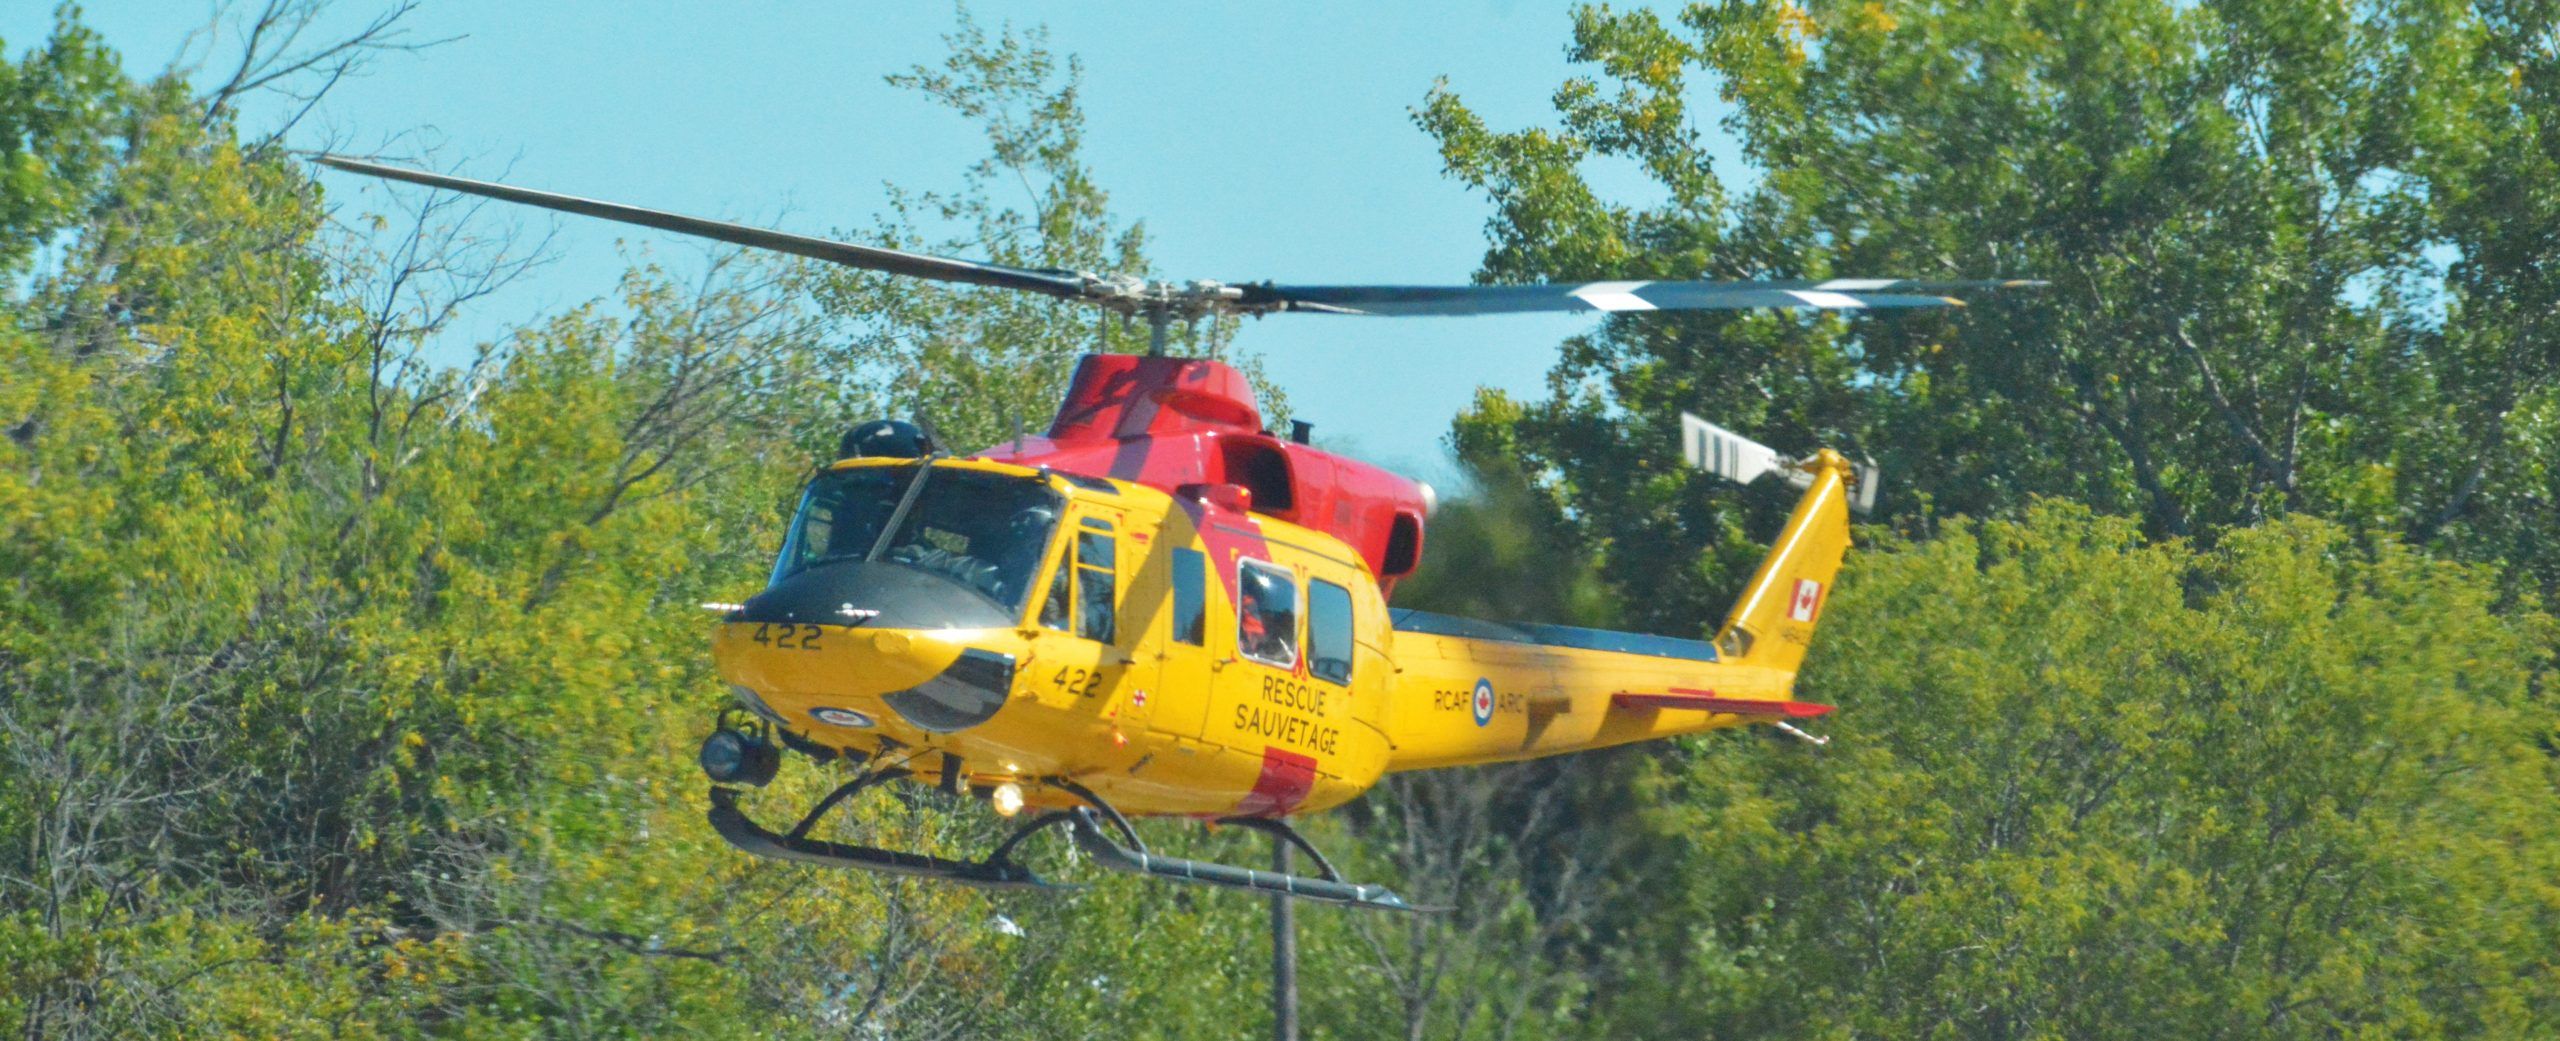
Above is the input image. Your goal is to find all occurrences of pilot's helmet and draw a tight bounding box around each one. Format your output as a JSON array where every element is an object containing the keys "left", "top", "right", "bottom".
[
  {"left": 1009, "top": 503, "right": 1057, "bottom": 538},
  {"left": 838, "top": 419, "right": 934, "bottom": 460}
]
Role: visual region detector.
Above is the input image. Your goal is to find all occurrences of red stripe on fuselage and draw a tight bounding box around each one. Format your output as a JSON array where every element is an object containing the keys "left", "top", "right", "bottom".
[
  {"left": 1233, "top": 746, "right": 1319, "bottom": 817},
  {"left": 1177, "top": 498, "right": 1272, "bottom": 604}
]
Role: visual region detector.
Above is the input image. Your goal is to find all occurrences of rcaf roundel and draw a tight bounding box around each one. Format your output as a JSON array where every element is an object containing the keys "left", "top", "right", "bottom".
[{"left": 1789, "top": 578, "right": 1824, "bottom": 623}]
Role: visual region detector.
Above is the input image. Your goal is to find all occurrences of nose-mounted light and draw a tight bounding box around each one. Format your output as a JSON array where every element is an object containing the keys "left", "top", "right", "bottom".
[
  {"left": 989, "top": 782, "right": 1026, "bottom": 818},
  {"left": 699, "top": 728, "right": 780, "bottom": 787}
]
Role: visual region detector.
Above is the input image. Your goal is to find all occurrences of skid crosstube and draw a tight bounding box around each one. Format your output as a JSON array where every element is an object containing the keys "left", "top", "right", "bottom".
[
  {"left": 706, "top": 787, "right": 1055, "bottom": 889},
  {"left": 1065, "top": 809, "right": 1418, "bottom": 912}
]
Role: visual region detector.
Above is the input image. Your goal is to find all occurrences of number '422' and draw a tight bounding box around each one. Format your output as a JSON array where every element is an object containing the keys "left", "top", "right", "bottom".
[
  {"left": 750, "top": 622, "right": 824, "bottom": 651},
  {"left": 1052, "top": 665, "right": 1105, "bottom": 699}
]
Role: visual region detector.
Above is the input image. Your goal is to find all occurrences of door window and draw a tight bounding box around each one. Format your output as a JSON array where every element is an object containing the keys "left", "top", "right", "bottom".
[
  {"left": 1235, "top": 558, "right": 1298, "bottom": 669},
  {"left": 1172, "top": 547, "right": 1206, "bottom": 646},
  {"left": 1307, "top": 579, "right": 1353, "bottom": 685}
]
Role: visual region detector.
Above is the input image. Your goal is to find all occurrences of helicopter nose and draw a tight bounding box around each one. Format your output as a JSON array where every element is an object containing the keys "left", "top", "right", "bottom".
[
  {"left": 722, "top": 559, "right": 1022, "bottom": 735},
  {"left": 719, "top": 624, "right": 1018, "bottom": 735}
]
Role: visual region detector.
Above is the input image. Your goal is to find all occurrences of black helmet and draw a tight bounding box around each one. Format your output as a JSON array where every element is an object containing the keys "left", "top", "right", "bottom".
[
  {"left": 1009, "top": 503, "right": 1058, "bottom": 536},
  {"left": 838, "top": 419, "right": 933, "bottom": 460}
]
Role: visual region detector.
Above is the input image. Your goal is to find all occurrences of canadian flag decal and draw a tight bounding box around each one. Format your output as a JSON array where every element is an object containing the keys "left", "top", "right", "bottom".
[{"left": 1789, "top": 578, "right": 1824, "bottom": 623}]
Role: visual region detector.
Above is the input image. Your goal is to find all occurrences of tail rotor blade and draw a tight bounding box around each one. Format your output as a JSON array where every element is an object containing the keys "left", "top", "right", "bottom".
[
  {"left": 1682, "top": 414, "right": 1884, "bottom": 514},
  {"left": 1681, "top": 414, "right": 1804, "bottom": 489}
]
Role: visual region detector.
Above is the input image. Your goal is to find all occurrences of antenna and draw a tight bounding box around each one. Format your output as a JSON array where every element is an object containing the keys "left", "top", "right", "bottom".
[{"left": 911, "top": 411, "right": 950, "bottom": 460}]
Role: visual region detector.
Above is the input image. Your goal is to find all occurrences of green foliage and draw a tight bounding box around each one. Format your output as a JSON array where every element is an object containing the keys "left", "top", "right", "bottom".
[
  {"left": 1414, "top": 8, "right": 2560, "bottom": 1035},
  {"left": 0, "top": 11, "right": 125, "bottom": 283},
  {"left": 6, "top": 6, "right": 2557, "bottom": 1040},
  {"left": 1591, "top": 505, "right": 2560, "bottom": 1039},
  {"left": 1425, "top": 0, "right": 2560, "bottom": 604},
  {"left": 1389, "top": 450, "right": 1620, "bottom": 630},
  {"left": 813, "top": 12, "right": 1284, "bottom": 452}
]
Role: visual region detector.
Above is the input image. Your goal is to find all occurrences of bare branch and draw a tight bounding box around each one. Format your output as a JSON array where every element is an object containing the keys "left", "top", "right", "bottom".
[{"left": 180, "top": 0, "right": 457, "bottom": 146}]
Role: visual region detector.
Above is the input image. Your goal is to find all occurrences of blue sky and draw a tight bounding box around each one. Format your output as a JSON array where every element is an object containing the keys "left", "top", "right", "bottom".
[{"left": 9, "top": 1, "right": 1730, "bottom": 483}]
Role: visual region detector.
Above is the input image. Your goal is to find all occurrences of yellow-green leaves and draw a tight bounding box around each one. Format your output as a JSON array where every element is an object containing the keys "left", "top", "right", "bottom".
[{"left": 1598, "top": 505, "right": 2560, "bottom": 1039}]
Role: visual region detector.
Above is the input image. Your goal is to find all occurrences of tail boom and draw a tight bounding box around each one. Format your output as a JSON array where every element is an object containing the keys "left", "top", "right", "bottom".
[{"left": 1378, "top": 453, "right": 1857, "bottom": 771}]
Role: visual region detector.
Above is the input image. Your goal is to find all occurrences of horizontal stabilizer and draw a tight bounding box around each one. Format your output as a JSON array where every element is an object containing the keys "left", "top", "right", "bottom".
[{"left": 1612, "top": 688, "right": 1834, "bottom": 718}]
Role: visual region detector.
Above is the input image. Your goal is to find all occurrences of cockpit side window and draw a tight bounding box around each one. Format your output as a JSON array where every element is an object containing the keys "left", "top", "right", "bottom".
[
  {"left": 1040, "top": 555, "right": 1070, "bottom": 631},
  {"left": 1235, "top": 558, "right": 1299, "bottom": 669}
]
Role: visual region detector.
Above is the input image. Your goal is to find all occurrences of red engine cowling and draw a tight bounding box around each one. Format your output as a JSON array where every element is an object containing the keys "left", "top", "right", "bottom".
[{"left": 975, "top": 354, "right": 1429, "bottom": 594}]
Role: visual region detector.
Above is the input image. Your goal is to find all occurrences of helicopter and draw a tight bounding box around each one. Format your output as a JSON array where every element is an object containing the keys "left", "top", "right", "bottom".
[{"left": 315, "top": 154, "right": 2036, "bottom": 911}]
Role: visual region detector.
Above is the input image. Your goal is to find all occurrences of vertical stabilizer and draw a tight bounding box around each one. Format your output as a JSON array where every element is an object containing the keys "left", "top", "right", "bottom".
[
  {"left": 1678, "top": 414, "right": 1862, "bottom": 672},
  {"left": 1712, "top": 453, "right": 1854, "bottom": 671}
]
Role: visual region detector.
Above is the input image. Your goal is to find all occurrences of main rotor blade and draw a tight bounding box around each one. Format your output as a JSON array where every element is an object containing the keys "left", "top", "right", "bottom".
[
  {"left": 310, "top": 155, "right": 1095, "bottom": 300},
  {"left": 1242, "top": 278, "right": 2043, "bottom": 316}
]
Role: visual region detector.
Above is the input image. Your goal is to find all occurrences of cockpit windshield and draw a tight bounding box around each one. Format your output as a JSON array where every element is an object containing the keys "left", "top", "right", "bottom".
[{"left": 773, "top": 464, "right": 1063, "bottom": 613}]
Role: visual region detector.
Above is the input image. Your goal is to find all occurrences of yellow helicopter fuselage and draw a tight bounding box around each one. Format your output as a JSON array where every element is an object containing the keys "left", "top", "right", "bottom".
[{"left": 715, "top": 451, "right": 1853, "bottom": 819}]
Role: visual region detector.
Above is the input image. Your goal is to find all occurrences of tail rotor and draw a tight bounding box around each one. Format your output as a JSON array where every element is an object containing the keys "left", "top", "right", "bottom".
[{"left": 1678, "top": 413, "right": 1868, "bottom": 670}]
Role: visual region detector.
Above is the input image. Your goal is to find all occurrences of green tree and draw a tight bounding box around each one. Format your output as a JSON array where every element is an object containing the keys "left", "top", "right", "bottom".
[
  {"left": 814, "top": 11, "right": 1283, "bottom": 453},
  {"left": 1589, "top": 506, "right": 2560, "bottom": 1039},
  {"left": 1, "top": 6, "right": 1011, "bottom": 1036},
  {"left": 0, "top": 11, "right": 125, "bottom": 284},
  {"left": 1423, "top": 0, "right": 2560, "bottom": 605},
  {"left": 1287, "top": 460, "right": 1625, "bottom": 1041}
]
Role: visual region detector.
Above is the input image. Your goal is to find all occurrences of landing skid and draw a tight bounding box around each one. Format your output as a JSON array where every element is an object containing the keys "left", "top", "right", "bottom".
[
  {"left": 705, "top": 769, "right": 1418, "bottom": 911},
  {"left": 1065, "top": 809, "right": 1418, "bottom": 911},
  {"left": 705, "top": 774, "right": 1070, "bottom": 890}
]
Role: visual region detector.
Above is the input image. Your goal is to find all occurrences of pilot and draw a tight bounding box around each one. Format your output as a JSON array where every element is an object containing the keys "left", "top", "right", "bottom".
[
  {"left": 1239, "top": 598, "right": 1270, "bottom": 658},
  {"left": 816, "top": 470, "right": 900, "bottom": 563},
  {"left": 1237, "top": 567, "right": 1295, "bottom": 663},
  {"left": 995, "top": 502, "right": 1058, "bottom": 606}
]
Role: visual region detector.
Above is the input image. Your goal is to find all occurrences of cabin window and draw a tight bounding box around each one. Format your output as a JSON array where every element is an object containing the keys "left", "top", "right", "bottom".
[
  {"left": 1308, "top": 579, "right": 1353, "bottom": 686},
  {"left": 1235, "top": 558, "right": 1299, "bottom": 669},
  {"left": 1076, "top": 528, "right": 1117, "bottom": 643},
  {"left": 1172, "top": 547, "right": 1206, "bottom": 646}
]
